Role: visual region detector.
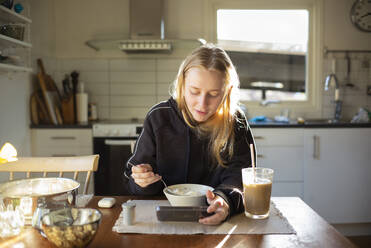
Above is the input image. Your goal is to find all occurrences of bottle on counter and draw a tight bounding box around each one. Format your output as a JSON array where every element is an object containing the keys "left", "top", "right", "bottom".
[{"left": 76, "top": 82, "right": 88, "bottom": 125}]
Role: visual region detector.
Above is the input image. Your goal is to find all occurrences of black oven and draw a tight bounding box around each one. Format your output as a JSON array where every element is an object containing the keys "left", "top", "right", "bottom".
[{"left": 93, "top": 123, "right": 142, "bottom": 196}]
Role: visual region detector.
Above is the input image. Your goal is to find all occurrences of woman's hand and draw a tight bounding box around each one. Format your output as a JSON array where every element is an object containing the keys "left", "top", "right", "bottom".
[
  {"left": 131, "top": 164, "right": 161, "bottom": 188},
  {"left": 199, "top": 190, "right": 230, "bottom": 225}
]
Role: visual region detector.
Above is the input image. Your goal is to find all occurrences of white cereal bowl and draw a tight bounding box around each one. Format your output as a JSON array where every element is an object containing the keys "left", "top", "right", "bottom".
[{"left": 163, "top": 183, "right": 214, "bottom": 206}]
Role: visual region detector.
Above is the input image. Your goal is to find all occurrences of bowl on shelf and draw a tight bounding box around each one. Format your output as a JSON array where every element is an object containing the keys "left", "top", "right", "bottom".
[
  {"left": 0, "top": 24, "right": 25, "bottom": 41},
  {"left": 0, "top": 0, "right": 14, "bottom": 9},
  {"left": 41, "top": 207, "right": 102, "bottom": 248},
  {"left": 163, "top": 183, "right": 214, "bottom": 206}
]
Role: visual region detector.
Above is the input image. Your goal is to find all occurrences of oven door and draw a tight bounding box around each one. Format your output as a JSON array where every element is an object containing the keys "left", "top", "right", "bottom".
[{"left": 93, "top": 137, "right": 136, "bottom": 196}]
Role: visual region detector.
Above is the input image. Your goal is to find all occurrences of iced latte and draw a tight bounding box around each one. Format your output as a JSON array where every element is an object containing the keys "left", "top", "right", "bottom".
[{"left": 242, "top": 168, "right": 274, "bottom": 219}]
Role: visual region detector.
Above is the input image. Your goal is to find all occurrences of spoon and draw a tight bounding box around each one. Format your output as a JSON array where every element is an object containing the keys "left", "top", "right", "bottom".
[
  {"left": 159, "top": 178, "right": 182, "bottom": 196},
  {"left": 160, "top": 178, "right": 168, "bottom": 189}
]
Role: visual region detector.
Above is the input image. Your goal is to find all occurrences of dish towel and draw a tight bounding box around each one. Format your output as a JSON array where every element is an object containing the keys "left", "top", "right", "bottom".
[{"left": 113, "top": 199, "right": 296, "bottom": 235}]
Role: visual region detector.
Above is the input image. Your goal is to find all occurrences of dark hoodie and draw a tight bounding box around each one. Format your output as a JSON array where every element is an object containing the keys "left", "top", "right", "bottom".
[{"left": 124, "top": 98, "right": 255, "bottom": 217}]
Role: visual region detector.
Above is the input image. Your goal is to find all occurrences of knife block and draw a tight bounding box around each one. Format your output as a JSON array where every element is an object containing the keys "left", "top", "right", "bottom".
[{"left": 61, "top": 94, "right": 75, "bottom": 124}]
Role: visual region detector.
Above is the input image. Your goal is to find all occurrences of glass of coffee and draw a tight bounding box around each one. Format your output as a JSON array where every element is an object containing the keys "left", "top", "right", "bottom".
[{"left": 242, "top": 167, "right": 274, "bottom": 219}]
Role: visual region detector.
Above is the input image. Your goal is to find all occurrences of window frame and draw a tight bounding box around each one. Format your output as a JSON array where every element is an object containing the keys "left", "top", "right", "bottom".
[{"left": 203, "top": 0, "right": 324, "bottom": 114}]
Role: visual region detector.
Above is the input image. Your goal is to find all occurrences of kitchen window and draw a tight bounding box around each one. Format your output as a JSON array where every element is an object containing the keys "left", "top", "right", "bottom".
[{"left": 204, "top": 0, "right": 323, "bottom": 111}]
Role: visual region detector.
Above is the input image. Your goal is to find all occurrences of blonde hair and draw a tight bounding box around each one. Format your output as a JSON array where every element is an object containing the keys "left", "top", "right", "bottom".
[{"left": 170, "top": 44, "right": 241, "bottom": 167}]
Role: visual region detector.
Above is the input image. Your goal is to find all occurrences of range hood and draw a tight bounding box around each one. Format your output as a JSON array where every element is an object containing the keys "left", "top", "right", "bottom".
[{"left": 86, "top": 0, "right": 205, "bottom": 53}]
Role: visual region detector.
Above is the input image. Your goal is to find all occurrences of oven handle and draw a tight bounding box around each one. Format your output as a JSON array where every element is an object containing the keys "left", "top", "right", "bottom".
[{"left": 104, "top": 139, "right": 135, "bottom": 146}]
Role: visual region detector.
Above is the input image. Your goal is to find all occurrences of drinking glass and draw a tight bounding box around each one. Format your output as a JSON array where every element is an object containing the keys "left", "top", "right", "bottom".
[
  {"left": 0, "top": 199, "right": 25, "bottom": 238},
  {"left": 242, "top": 167, "right": 274, "bottom": 219}
]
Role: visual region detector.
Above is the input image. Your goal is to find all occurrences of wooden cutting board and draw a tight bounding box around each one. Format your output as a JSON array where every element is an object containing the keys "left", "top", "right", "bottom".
[
  {"left": 37, "top": 59, "right": 63, "bottom": 125},
  {"left": 30, "top": 92, "right": 39, "bottom": 125}
]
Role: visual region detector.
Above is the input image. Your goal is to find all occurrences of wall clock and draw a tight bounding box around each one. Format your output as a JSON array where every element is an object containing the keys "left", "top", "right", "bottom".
[{"left": 350, "top": 0, "right": 371, "bottom": 32}]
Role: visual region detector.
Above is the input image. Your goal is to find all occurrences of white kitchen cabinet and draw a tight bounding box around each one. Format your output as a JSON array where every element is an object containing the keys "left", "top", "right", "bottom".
[
  {"left": 30, "top": 128, "right": 94, "bottom": 194},
  {"left": 252, "top": 128, "right": 304, "bottom": 198},
  {"left": 303, "top": 128, "right": 371, "bottom": 224},
  {"left": 31, "top": 129, "right": 93, "bottom": 156},
  {"left": 0, "top": 3, "right": 32, "bottom": 72}
]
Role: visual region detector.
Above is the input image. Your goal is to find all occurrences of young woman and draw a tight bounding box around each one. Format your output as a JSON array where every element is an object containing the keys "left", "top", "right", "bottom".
[{"left": 124, "top": 44, "right": 255, "bottom": 225}]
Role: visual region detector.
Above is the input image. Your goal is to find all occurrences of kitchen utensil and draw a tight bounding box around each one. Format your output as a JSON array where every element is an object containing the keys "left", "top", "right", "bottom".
[
  {"left": 160, "top": 178, "right": 168, "bottom": 188},
  {"left": 55, "top": 106, "right": 63, "bottom": 124},
  {"left": 35, "top": 90, "right": 51, "bottom": 124},
  {"left": 71, "top": 71, "right": 79, "bottom": 124},
  {"left": 37, "top": 59, "right": 62, "bottom": 125},
  {"left": 37, "top": 71, "right": 58, "bottom": 124},
  {"left": 344, "top": 52, "right": 354, "bottom": 88},
  {"left": 0, "top": 177, "right": 79, "bottom": 225},
  {"left": 30, "top": 92, "right": 39, "bottom": 125},
  {"left": 62, "top": 75, "right": 71, "bottom": 97},
  {"left": 41, "top": 207, "right": 101, "bottom": 248},
  {"left": 32, "top": 198, "right": 70, "bottom": 230},
  {"left": 61, "top": 95, "right": 75, "bottom": 124},
  {"left": 37, "top": 59, "right": 62, "bottom": 100}
]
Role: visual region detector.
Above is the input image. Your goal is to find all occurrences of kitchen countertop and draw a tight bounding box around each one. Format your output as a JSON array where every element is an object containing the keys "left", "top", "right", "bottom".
[
  {"left": 29, "top": 118, "right": 145, "bottom": 129},
  {"left": 249, "top": 121, "right": 371, "bottom": 128},
  {"left": 30, "top": 121, "right": 371, "bottom": 129},
  {"left": 30, "top": 123, "right": 93, "bottom": 128}
]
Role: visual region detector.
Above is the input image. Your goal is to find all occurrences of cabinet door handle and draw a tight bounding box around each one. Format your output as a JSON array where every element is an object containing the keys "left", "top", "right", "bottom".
[
  {"left": 50, "top": 136, "right": 76, "bottom": 140},
  {"left": 52, "top": 154, "right": 76, "bottom": 157},
  {"left": 313, "top": 135, "right": 320, "bottom": 160},
  {"left": 254, "top": 136, "right": 264, "bottom": 140}
]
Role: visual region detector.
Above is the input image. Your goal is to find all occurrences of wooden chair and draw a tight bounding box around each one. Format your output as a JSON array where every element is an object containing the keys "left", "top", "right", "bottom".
[{"left": 0, "top": 155, "right": 99, "bottom": 194}]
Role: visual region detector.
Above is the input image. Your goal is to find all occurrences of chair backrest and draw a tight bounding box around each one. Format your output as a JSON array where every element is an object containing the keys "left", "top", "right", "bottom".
[{"left": 0, "top": 155, "right": 99, "bottom": 194}]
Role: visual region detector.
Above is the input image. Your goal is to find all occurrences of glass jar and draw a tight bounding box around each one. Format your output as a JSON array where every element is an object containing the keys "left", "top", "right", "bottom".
[{"left": 0, "top": 198, "right": 25, "bottom": 238}]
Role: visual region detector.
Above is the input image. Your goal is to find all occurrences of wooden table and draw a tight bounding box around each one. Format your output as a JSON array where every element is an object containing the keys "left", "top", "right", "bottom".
[{"left": 0, "top": 196, "right": 355, "bottom": 248}]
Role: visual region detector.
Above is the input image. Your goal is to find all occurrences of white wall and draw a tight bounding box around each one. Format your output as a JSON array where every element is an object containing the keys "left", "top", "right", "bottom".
[
  {"left": 0, "top": 73, "right": 31, "bottom": 155},
  {"left": 324, "top": 0, "right": 371, "bottom": 50}
]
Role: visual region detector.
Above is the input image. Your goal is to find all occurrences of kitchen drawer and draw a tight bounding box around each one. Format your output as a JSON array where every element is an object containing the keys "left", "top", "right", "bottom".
[
  {"left": 256, "top": 146, "right": 304, "bottom": 181},
  {"left": 271, "top": 182, "right": 303, "bottom": 198},
  {"left": 32, "top": 147, "right": 93, "bottom": 157},
  {"left": 252, "top": 128, "right": 303, "bottom": 147},
  {"left": 31, "top": 129, "right": 92, "bottom": 148}
]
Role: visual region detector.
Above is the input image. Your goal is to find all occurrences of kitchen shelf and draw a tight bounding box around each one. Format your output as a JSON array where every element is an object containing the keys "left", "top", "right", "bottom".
[
  {"left": 0, "top": 5, "right": 32, "bottom": 24},
  {"left": 0, "top": 2, "right": 32, "bottom": 73},
  {"left": 0, "top": 62, "right": 32, "bottom": 72},
  {"left": 0, "top": 33, "right": 32, "bottom": 48}
]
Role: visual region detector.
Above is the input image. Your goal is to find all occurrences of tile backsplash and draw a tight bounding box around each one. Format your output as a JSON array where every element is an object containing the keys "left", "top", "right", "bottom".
[
  {"left": 43, "top": 53, "right": 370, "bottom": 121},
  {"left": 322, "top": 53, "right": 371, "bottom": 120},
  {"left": 49, "top": 58, "right": 183, "bottom": 120}
]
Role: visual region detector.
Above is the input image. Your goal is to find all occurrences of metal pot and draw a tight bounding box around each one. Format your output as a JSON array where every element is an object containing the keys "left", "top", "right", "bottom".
[{"left": 0, "top": 177, "right": 79, "bottom": 226}]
